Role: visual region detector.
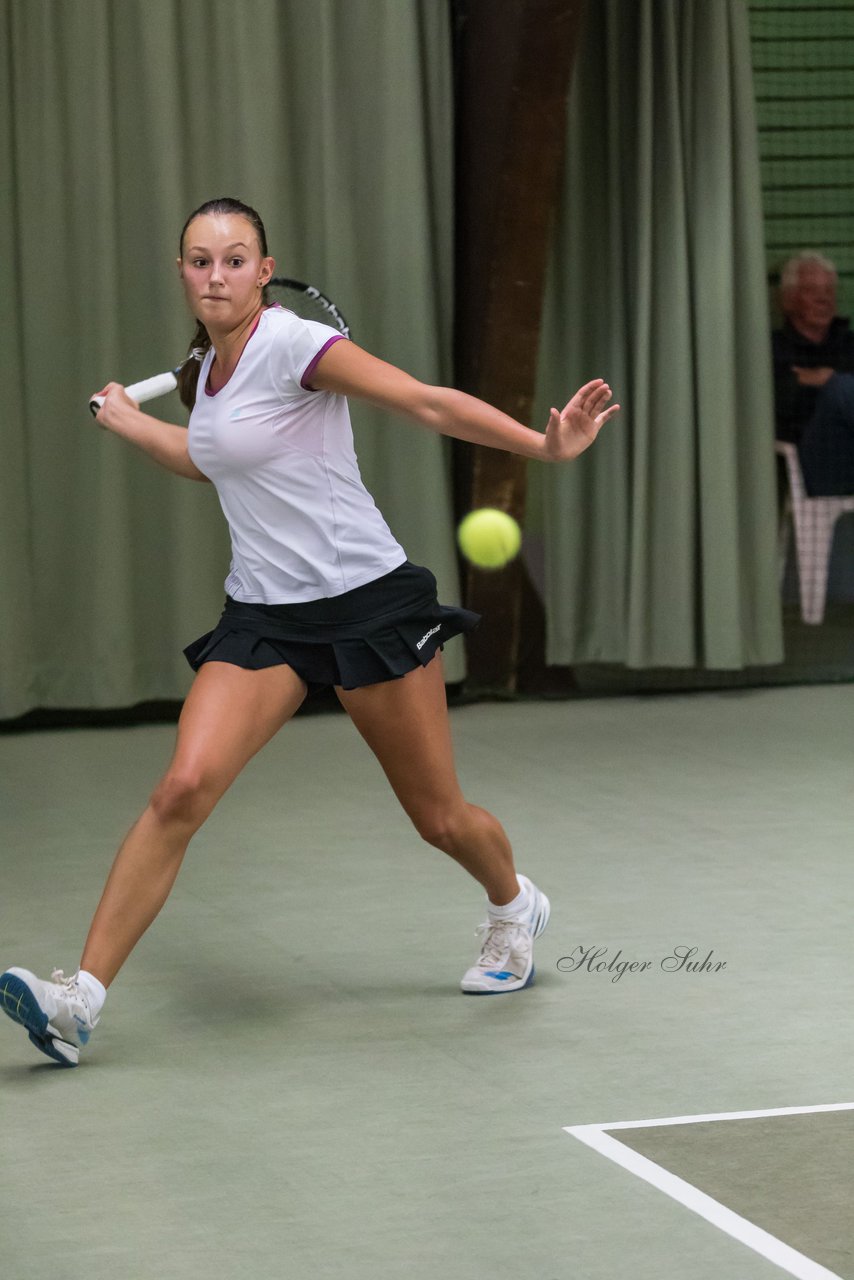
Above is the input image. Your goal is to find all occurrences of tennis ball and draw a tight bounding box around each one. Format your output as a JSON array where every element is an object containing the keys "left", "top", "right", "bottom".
[{"left": 457, "top": 508, "right": 522, "bottom": 569}]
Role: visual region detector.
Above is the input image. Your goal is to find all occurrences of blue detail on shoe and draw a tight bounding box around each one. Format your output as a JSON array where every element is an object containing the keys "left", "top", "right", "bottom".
[
  {"left": 463, "top": 966, "right": 536, "bottom": 995},
  {"left": 485, "top": 971, "right": 515, "bottom": 981},
  {"left": 0, "top": 974, "right": 48, "bottom": 1035},
  {"left": 0, "top": 972, "right": 77, "bottom": 1067}
]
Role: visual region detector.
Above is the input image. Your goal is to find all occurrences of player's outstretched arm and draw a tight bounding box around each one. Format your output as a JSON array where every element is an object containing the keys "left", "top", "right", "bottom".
[
  {"left": 91, "top": 383, "right": 211, "bottom": 482},
  {"left": 311, "top": 340, "right": 620, "bottom": 462}
]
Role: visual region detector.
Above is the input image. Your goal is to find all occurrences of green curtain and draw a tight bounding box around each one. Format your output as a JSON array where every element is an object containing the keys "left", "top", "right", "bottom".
[
  {"left": 0, "top": 0, "right": 458, "bottom": 720},
  {"left": 530, "top": 0, "right": 784, "bottom": 669}
]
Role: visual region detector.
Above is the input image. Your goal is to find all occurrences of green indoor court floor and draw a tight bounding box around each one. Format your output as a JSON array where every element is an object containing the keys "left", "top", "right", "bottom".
[{"left": 1, "top": 684, "right": 852, "bottom": 1280}]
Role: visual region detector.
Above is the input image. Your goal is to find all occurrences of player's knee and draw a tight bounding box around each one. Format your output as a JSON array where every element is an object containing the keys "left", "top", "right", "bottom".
[
  {"left": 414, "top": 805, "right": 465, "bottom": 853},
  {"left": 149, "top": 769, "right": 218, "bottom": 829}
]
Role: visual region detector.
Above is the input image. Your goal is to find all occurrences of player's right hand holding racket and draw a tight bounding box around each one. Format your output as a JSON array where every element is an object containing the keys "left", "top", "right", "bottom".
[
  {"left": 90, "top": 382, "right": 148, "bottom": 429},
  {"left": 89, "top": 359, "right": 191, "bottom": 419},
  {"left": 87, "top": 379, "right": 210, "bottom": 482}
]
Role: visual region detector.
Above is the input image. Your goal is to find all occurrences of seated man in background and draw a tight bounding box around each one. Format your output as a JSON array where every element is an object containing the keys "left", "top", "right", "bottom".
[{"left": 773, "top": 250, "right": 854, "bottom": 495}]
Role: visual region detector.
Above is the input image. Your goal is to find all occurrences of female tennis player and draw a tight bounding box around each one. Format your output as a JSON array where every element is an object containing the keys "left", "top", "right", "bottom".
[{"left": 0, "top": 197, "right": 619, "bottom": 1066}]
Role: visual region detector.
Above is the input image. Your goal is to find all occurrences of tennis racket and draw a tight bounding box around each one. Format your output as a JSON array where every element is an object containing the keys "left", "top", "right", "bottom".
[{"left": 89, "top": 277, "right": 350, "bottom": 415}]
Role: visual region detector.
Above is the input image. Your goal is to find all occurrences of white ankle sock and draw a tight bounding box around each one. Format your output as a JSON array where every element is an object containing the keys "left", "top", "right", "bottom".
[
  {"left": 487, "top": 880, "right": 528, "bottom": 921},
  {"left": 75, "top": 970, "right": 107, "bottom": 1020}
]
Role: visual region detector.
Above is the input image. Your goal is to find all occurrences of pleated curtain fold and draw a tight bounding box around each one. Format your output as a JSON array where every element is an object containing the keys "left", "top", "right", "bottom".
[{"left": 531, "top": 0, "right": 784, "bottom": 670}]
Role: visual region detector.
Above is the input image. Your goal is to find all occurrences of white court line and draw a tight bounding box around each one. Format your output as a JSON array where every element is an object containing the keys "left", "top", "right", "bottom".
[
  {"left": 580, "top": 1101, "right": 854, "bottom": 1131},
  {"left": 565, "top": 1103, "right": 854, "bottom": 1280}
]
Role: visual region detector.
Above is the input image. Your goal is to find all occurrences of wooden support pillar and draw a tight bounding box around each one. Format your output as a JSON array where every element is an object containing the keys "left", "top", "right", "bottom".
[{"left": 453, "top": 0, "right": 585, "bottom": 693}]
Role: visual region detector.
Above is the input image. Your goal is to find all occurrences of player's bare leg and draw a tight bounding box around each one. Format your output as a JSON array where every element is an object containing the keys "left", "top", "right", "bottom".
[
  {"left": 1, "top": 660, "right": 307, "bottom": 1065},
  {"left": 80, "top": 660, "right": 308, "bottom": 987},
  {"left": 336, "top": 653, "right": 519, "bottom": 903},
  {"left": 336, "top": 654, "right": 550, "bottom": 993}
]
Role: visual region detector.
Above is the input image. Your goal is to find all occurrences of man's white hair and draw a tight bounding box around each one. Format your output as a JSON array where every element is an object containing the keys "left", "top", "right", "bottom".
[{"left": 780, "top": 251, "right": 838, "bottom": 294}]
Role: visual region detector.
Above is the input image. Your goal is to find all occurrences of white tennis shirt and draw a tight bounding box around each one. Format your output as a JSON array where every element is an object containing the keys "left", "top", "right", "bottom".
[{"left": 187, "top": 306, "right": 406, "bottom": 603}]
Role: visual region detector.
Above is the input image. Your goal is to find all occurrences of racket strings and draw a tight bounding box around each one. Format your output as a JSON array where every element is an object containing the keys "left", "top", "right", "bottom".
[{"left": 267, "top": 278, "right": 350, "bottom": 337}]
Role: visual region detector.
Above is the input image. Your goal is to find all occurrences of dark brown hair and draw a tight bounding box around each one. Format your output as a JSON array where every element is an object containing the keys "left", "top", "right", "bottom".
[{"left": 176, "top": 197, "right": 270, "bottom": 408}]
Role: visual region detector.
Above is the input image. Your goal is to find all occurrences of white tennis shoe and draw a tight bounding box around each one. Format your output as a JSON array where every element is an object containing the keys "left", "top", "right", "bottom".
[
  {"left": 461, "top": 874, "right": 550, "bottom": 994},
  {"left": 0, "top": 967, "right": 99, "bottom": 1067}
]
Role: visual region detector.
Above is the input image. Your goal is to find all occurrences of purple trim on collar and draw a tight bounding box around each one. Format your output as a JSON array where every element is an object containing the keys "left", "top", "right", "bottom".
[
  {"left": 301, "top": 334, "right": 346, "bottom": 391},
  {"left": 205, "top": 307, "right": 268, "bottom": 397}
]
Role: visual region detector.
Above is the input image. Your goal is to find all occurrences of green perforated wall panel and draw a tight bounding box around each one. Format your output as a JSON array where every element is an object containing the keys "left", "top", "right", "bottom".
[{"left": 749, "top": 0, "right": 854, "bottom": 313}]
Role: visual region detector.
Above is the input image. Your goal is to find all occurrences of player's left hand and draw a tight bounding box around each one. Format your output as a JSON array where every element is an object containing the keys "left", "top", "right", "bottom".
[{"left": 543, "top": 379, "right": 620, "bottom": 462}]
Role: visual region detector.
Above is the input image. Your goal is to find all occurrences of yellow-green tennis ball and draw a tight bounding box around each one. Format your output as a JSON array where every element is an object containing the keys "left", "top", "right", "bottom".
[{"left": 457, "top": 508, "right": 522, "bottom": 569}]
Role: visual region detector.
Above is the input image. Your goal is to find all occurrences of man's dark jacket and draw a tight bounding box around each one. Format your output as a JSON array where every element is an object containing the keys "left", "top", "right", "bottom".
[{"left": 772, "top": 316, "right": 854, "bottom": 442}]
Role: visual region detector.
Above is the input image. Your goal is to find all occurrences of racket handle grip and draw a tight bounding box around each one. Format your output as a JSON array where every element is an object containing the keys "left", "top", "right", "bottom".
[{"left": 89, "top": 370, "right": 179, "bottom": 416}]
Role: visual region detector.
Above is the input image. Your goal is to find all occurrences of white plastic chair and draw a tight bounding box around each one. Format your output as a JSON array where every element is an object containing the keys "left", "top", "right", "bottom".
[{"left": 775, "top": 441, "right": 854, "bottom": 624}]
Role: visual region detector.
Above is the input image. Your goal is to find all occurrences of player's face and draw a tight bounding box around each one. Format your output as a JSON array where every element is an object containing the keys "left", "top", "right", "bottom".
[
  {"left": 787, "top": 266, "right": 836, "bottom": 333},
  {"left": 178, "top": 213, "right": 275, "bottom": 329}
]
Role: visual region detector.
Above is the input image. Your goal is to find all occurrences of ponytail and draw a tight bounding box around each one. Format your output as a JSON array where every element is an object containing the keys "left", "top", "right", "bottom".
[{"left": 177, "top": 322, "right": 211, "bottom": 409}]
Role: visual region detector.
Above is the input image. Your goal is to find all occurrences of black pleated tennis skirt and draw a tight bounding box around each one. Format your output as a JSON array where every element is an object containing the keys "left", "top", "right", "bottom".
[{"left": 183, "top": 560, "right": 480, "bottom": 693}]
